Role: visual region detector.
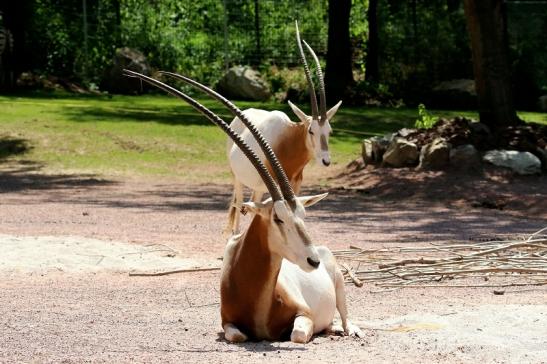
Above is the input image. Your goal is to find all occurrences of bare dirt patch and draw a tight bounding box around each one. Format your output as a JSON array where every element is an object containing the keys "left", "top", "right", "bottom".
[{"left": 1, "top": 170, "right": 546, "bottom": 363}]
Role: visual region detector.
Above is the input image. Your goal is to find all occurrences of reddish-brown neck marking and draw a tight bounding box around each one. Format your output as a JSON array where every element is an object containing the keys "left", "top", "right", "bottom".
[{"left": 272, "top": 123, "right": 311, "bottom": 190}]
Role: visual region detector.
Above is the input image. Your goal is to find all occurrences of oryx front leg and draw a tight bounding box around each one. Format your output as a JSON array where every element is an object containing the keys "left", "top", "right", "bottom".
[
  {"left": 223, "top": 323, "right": 248, "bottom": 343},
  {"left": 334, "top": 268, "right": 364, "bottom": 338},
  {"left": 290, "top": 315, "right": 314, "bottom": 343},
  {"left": 225, "top": 179, "right": 244, "bottom": 235},
  {"left": 250, "top": 191, "right": 263, "bottom": 203}
]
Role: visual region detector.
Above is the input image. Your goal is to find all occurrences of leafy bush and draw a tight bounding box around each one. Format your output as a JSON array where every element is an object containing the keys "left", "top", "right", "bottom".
[{"left": 414, "top": 103, "right": 437, "bottom": 129}]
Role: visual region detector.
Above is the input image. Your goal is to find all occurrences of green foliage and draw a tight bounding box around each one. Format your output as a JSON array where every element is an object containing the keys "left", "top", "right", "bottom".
[
  {"left": 414, "top": 104, "right": 437, "bottom": 129},
  {"left": 376, "top": 0, "right": 471, "bottom": 104},
  {"left": 16, "top": 0, "right": 547, "bottom": 107},
  {"left": 24, "top": 0, "right": 329, "bottom": 88}
]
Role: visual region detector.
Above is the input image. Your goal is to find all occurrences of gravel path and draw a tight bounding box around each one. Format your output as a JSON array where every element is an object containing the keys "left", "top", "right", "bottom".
[{"left": 1, "top": 174, "right": 546, "bottom": 363}]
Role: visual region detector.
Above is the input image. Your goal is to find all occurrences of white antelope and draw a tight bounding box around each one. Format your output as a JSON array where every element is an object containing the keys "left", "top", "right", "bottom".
[
  {"left": 225, "top": 22, "right": 342, "bottom": 234},
  {"left": 124, "top": 69, "right": 363, "bottom": 343}
]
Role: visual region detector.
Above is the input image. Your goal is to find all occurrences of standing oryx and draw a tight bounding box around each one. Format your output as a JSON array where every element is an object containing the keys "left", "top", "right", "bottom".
[
  {"left": 124, "top": 69, "right": 363, "bottom": 343},
  {"left": 224, "top": 21, "right": 342, "bottom": 234}
]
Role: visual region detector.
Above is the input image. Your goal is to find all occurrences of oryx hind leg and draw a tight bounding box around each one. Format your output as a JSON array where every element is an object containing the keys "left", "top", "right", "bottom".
[
  {"left": 225, "top": 179, "right": 244, "bottom": 235},
  {"left": 334, "top": 264, "right": 364, "bottom": 338},
  {"left": 317, "top": 246, "right": 364, "bottom": 338}
]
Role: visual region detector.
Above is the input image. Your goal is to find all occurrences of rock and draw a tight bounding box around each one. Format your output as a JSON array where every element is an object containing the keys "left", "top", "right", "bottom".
[
  {"left": 431, "top": 79, "right": 477, "bottom": 109},
  {"left": 396, "top": 128, "right": 417, "bottom": 138},
  {"left": 383, "top": 138, "right": 419, "bottom": 167},
  {"left": 450, "top": 144, "right": 481, "bottom": 171},
  {"left": 418, "top": 137, "right": 450, "bottom": 170},
  {"left": 362, "top": 135, "right": 392, "bottom": 165},
  {"left": 217, "top": 66, "right": 270, "bottom": 101},
  {"left": 101, "top": 47, "right": 152, "bottom": 94},
  {"left": 483, "top": 150, "right": 541, "bottom": 175},
  {"left": 538, "top": 95, "right": 547, "bottom": 112},
  {"left": 361, "top": 139, "right": 374, "bottom": 165}
]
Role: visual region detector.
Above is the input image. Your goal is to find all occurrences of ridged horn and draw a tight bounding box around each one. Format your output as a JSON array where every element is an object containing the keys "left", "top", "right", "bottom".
[
  {"left": 295, "top": 20, "right": 319, "bottom": 122},
  {"left": 158, "top": 71, "right": 296, "bottom": 203},
  {"left": 302, "top": 39, "right": 328, "bottom": 126},
  {"left": 123, "top": 69, "right": 284, "bottom": 202}
]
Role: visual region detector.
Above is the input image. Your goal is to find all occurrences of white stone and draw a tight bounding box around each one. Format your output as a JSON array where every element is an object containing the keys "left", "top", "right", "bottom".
[{"left": 483, "top": 150, "right": 541, "bottom": 175}]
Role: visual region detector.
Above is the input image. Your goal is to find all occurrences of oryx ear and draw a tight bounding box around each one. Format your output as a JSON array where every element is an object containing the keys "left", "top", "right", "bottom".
[
  {"left": 326, "top": 101, "right": 342, "bottom": 120},
  {"left": 241, "top": 200, "right": 270, "bottom": 215},
  {"left": 288, "top": 100, "right": 309, "bottom": 124},
  {"left": 298, "top": 193, "right": 328, "bottom": 208}
]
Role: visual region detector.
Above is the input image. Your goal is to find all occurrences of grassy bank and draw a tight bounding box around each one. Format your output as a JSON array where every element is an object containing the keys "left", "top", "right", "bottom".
[{"left": 1, "top": 92, "right": 545, "bottom": 182}]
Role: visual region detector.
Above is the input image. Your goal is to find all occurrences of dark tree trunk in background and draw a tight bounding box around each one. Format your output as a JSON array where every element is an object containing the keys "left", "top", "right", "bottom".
[
  {"left": 463, "top": 0, "right": 522, "bottom": 127},
  {"left": 253, "top": 0, "right": 261, "bottom": 66},
  {"left": 365, "top": 0, "right": 379, "bottom": 83},
  {"left": 411, "top": 0, "right": 417, "bottom": 62},
  {"left": 0, "top": 0, "right": 31, "bottom": 90},
  {"left": 325, "top": 0, "right": 353, "bottom": 103},
  {"left": 113, "top": 0, "right": 121, "bottom": 46}
]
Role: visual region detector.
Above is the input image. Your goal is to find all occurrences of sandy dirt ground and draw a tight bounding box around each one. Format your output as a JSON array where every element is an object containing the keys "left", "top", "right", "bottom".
[{"left": 1, "top": 170, "right": 546, "bottom": 363}]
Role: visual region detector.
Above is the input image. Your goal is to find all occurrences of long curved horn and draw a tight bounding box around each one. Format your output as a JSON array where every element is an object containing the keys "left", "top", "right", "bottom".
[
  {"left": 123, "top": 69, "right": 284, "bottom": 202},
  {"left": 302, "top": 40, "right": 328, "bottom": 126},
  {"left": 158, "top": 71, "right": 296, "bottom": 204},
  {"left": 295, "top": 21, "right": 319, "bottom": 121}
]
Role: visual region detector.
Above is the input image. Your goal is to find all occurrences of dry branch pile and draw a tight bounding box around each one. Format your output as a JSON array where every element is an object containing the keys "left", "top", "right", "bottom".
[{"left": 334, "top": 228, "right": 547, "bottom": 292}]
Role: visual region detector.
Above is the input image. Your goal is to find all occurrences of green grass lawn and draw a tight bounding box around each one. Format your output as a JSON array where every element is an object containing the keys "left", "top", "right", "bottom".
[{"left": 1, "top": 91, "right": 545, "bottom": 182}]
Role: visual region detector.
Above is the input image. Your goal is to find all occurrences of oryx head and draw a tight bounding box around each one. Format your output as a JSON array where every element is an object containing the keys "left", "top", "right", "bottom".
[
  {"left": 289, "top": 21, "right": 342, "bottom": 167},
  {"left": 124, "top": 69, "right": 325, "bottom": 272}
]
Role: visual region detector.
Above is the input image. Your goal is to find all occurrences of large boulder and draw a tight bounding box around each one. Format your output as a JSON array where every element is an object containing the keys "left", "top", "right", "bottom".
[
  {"left": 362, "top": 134, "right": 392, "bottom": 165},
  {"left": 101, "top": 47, "right": 152, "bottom": 94},
  {"left": 449, "top": 144, "right": 481, "bottom": 171},
  {"left": 431, "top": 79, "right": 477, "bottom": 109},
  {"left": 483, "top": 150, "right": 541, "bottom": 175},
  {"left": 217, "top": 66, "right": 270, "bottom": 101},
  {"left": 418, "top": 137, "right": 450, "bottom": 170},
  {"left": 383, "top": 138, "right": 419, "bottom": 167}
]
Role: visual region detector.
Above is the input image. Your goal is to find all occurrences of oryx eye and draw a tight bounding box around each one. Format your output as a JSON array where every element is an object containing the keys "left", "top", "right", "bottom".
[{"left": 273, "top": 215, "right": 284, "bottom": 224}]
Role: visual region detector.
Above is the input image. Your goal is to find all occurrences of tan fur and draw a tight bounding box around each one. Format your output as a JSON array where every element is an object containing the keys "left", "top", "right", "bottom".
[
  {"left": 271, "top": 123, "right": 311, "bottom": 193},
  {"left": 221, "top": 214, "right": 305, "bottom": 340}
]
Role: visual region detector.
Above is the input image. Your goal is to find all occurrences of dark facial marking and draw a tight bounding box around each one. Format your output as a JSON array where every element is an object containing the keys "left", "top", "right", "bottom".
[
  {"left": 295, "top": 222, "right": 312, "bottom": 246},
  {"left": 320, "top": 134, "right": 328, "bottom": 151}
]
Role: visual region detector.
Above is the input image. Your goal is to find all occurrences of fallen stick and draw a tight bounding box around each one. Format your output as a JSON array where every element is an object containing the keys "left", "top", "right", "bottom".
[
  {"left": 340, "top": 263, "right": 364, "bottom": 287},
  {"left": 378, "top": 257, "right": 447, "bottom": 268},
  {"left": 375, "top": 281, "right": 547, "bottom": 288},
  {"left": 129, "top": 267, "right": 221, "bottom": 277},
  {"left": 399, "top": 267, "right": 547, "bottom": 279}
]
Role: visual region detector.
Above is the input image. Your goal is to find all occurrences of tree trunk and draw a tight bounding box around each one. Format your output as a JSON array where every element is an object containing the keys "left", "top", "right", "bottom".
[
  {"left": 253, "top": 0, "right": 260, "bottom": 66},
  {"left": 325, "top": 0, "right": 353, "bottom": 103},
  {"left": 0, "top": 1, "right": 31, "bottom": 90},
  {"left": 365, "top": 0, "right": 379, "bottom": 83},
  {"left": 463, "top": 0, "right": 522, "bottom": 127}
]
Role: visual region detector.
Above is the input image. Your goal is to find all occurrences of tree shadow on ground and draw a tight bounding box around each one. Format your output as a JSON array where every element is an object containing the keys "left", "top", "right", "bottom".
[
  {"left": 59, "top": 104, "right": 222, "bottom": 127},
  {"left": 0, "top": 162, "right": 117, "bottom": 193},
  {"left": 297, "top": 167, "right": 547, "bottom": 244},
  {"left": 0, "top": 137, "right": 32, "bottom": 160}
]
